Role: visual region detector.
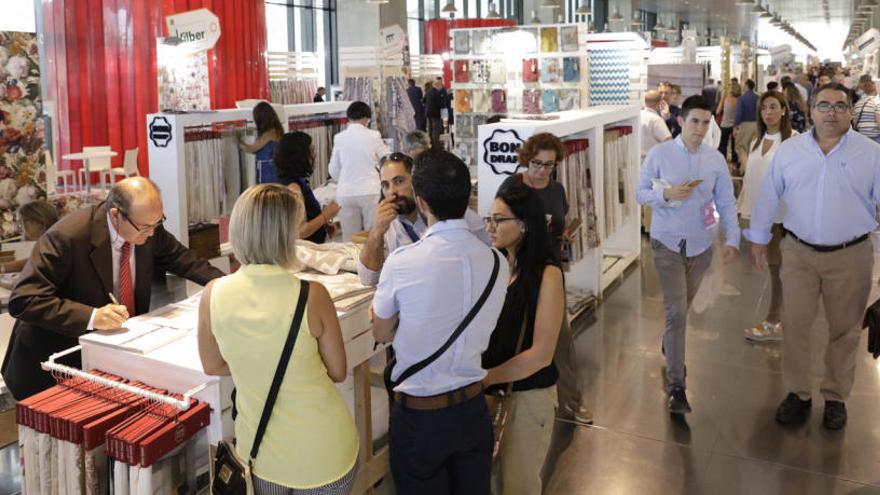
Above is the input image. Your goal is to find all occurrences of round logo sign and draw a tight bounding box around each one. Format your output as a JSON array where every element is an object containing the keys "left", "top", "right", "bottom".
[
  {"left": 482, "top": 129, "right": 524, "bottom": 175},
  {"left": 149, "top": 116, "right": 173, "bottom": 148}
]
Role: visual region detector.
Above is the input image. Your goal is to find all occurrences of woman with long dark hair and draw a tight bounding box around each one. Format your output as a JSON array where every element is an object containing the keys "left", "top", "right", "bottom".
[
  {"left": 739, "top": 90, "right": 796, "bottom": 342},
  {"left": 482, "top": 177, "right": 564, "bottom": 495},
  {"left": 782, "top": 81, "right": 808, "bottom": 132},
  {"left": 274, "top": 131, "right": 341, "bottom": 243},
  {"left": 240, "top": 101, "right": 285, "bottom": 183}
]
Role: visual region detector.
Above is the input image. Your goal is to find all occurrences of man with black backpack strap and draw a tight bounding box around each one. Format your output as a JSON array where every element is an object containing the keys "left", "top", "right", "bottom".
[{"left": 372, "top": 150, "right": 508, "bottom": 494}]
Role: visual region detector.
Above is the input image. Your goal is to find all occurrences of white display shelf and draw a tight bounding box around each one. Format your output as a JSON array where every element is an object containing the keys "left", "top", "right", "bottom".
[
  {"left": 148, "top": 101, "right": 351, "bottom": 246},
  {"left": 477, "top": 106, "right": 641, "bottom": 299}
]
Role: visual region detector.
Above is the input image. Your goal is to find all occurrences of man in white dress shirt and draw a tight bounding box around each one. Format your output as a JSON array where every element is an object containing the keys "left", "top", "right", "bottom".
[
  {"left": 372, "top": 149, "right": 508, "bottom": 494},
  {"left": 328, "top": 101, "right": 391, "bottom": 240},
  {"left": 641, "top": 90, "right": 673, "bottom": 160}
]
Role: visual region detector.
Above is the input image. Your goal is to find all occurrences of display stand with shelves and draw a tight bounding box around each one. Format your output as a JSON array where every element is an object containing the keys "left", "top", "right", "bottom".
[
  {"left": 477, "top": 106, "right": 641, "bottom": 302},
  {"left": 147, "top": 101, "right": 351, "bottom": 247}
]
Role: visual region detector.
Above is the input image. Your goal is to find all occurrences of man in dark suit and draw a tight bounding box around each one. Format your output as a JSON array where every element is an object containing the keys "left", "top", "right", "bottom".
[
  {"left": 314, "top": 87, "right": 326, "bottom": 102},
  {"left": 406, "top": 79, "right": 426, "bottom": 132},
  {"left": 1, "top": 177, "right": 225, "bottom": 400},
  {"left": 425, "top": 79, "right": 447, "bottom": 150}
]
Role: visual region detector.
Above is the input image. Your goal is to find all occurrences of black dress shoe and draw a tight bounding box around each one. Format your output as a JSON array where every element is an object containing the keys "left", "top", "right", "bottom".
[
  {"left": 775, "top": 393, "right": 811, "bottom": 425},
  {"left": 823, "top": 401, "right": 847, "bottom": 430},
  {"left": 668, "top": 386, "right": 692, "bottom": 414}
]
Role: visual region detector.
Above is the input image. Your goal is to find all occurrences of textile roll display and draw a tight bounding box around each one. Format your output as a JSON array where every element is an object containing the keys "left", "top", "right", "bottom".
[
  {"left": 602, "top": 127, "right": 636, "bottom": 240},
  {"left": 270, "top": 79, "right": 319, "bottom": 105}
]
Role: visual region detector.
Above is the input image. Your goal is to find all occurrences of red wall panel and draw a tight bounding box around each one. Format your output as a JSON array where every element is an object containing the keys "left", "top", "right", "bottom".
[{"left": 44, "top": 0, "right": 269, "bottom": 177}]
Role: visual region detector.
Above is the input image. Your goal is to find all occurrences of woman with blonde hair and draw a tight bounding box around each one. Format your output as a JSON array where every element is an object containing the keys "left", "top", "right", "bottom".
[
  {"left": 198, "top": 184, "right": 358, "bottom": 494},
  {"left": 717, "top": 82, "right": 742, "bottom": 166}
]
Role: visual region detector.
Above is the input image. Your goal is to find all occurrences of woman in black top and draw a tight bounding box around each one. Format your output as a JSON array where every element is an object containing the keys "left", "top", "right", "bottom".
[
  {"left": 273, "top": 132, "right": 341, "bottom": 243},
  {"left": 482, "top": 177, "right": 564, "bottom": 495}
]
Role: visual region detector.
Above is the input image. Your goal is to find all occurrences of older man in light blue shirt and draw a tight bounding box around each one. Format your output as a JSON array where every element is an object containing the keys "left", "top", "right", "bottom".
[
  {"left": 636, "top": 95, "right": 739, "bottom": 415},
  {"left": 745, "top": 83, "right": 880, "bottom": 430}
]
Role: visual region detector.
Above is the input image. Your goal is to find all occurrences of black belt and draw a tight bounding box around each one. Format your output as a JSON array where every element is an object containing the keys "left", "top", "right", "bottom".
[{"left": 784, "top": 229, "right": 870, "bottom": 253}]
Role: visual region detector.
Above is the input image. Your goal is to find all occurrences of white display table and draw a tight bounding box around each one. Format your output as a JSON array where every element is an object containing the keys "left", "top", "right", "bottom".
[
  {"left": 61, "top": 150, "right": 118, "bottom": 195},
  {"left": 78, "top": 280, "right": 389, "bottom": 494}
]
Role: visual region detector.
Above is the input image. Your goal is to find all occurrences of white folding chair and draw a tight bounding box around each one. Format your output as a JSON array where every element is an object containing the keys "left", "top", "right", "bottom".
[
  {"left": 47, "top": 149, "right": 77, "bottom": 194},
  {"left": 105, "top": 148, "right": 139, "bottom": 184},
  {"left": 79, "top": 146, "right": 112, "bottom": 190}
]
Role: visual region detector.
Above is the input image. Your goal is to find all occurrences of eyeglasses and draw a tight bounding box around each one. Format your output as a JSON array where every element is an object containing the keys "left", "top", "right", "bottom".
[
  {"left": 483, "top": 216, "right": 519, "bottom": 227},
  {"left": 529, "top": 159, "right": 556, "bottom": 170},
  {"left": 813, "top": 101, "right": 851, "bottom": 114},
  {"left": 119, "top": 209, "right": 166, "bottom": 232}
]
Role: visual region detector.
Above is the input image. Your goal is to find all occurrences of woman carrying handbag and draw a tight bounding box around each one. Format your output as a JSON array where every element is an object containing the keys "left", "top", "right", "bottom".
[
  {"left": 482, "top": 177, "right": 565, "bottom": 495},
  {"left": 198, "top": 184, "right": 359, "bottom": 495}
]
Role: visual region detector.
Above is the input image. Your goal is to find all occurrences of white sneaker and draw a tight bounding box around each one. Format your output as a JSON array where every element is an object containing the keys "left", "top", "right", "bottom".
[{"left": 744, "top": 321, "right": 783, "bottom": 342}]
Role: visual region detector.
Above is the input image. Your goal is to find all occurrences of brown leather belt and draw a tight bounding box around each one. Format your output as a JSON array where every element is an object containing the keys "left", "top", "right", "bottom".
[
  {"left": 393, "top": 381, "right": 484, "bottom": 411},
  {"left": 784, "top": 229, "right": 869, "bottom": 253}
]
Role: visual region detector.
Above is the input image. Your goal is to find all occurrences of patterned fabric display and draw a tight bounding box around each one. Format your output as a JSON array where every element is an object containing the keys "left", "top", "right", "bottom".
[
  {"left": 473, "top": 90, "right": 491, "bottom": 113},
  {"left": 454, "top": 89, "right": 473, "bottom": 113},
  {"left": 489, "top": 59, "right": 506, "bottom": 83},
  {"left": 523, "top": 90, "right": 541, "bottom": 114},
  {"left": 491, "top": 89, "right": 508, "bottom": 113},
  {"left": 563, "top": 57, "right": 581, "bottom": 82},
  {"left": 522, "top": 58, "right": 539, "bottom": 82},
  {"left": 471, "top": 60, "right": 491, "bottom": 84},
  {"left": 540, "top": 27, "right": 558, "bottom": 52},
  {"left": 541, "top": 59, "right": 561, "bottom": 83},
  {"left": 589, "top": 49, "right": 630, "bottom": 105},
  {"left": 456, "top": 115, "right": 474, "bottom": 139},
  {"left": 559, "top": 90, "right": 581, "bottom": 111},
  {"left": 560, "top": 26, "right": 579, "bottom": 52},
  {"left": 454, "top": 60, "right": 470, "bottom": 83},
  {"left": 541, "top": 90, "right": 560, "bottom": 113}
]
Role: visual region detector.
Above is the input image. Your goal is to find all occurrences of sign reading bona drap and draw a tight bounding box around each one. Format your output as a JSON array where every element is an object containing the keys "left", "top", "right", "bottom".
[{"left": 165, "top": 8, "right": 221, "bottom": 53}]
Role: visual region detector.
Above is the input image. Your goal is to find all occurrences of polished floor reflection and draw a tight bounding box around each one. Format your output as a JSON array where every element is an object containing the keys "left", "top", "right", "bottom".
[{"left": 543, "top": 238, "right": 880, "bottom": 494}]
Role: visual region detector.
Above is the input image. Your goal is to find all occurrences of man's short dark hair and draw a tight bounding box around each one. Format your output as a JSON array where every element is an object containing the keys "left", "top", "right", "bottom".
[
  {"left": 767, "top": 81, "right": 779, "bottom": 92},
  {"left": 379, "top": 152, "right": 415, "bottom": 174},
  {"left": 408, "top": 79, "right": 416, "bottom": 86},
  {"left": 812, "top": 82, "right": 853, "bottom": 107},
  {"left": 680, "top": 95, "right": 713, "bottom": 119},
  {"left": 412, "top": 150, "right": 471, "bottom": 221},
  {"left": 318, "top": 86, "right": 326, "bottom": 92},
  {"left": 780, "top": 75, "right": 792, "bottom": 85},
  {"left": 346, "top": 101, "right": 372, "bottom": 120},
  {"left": 745, "top": 79, "right": 755, "bottom": 90}
]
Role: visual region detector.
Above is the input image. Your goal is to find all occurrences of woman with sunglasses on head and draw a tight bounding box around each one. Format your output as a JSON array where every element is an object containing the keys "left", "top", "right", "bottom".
[
  {"left": 482, "top": 178, "right": 563, "bottom": 495},
  {"left": 499, "top": 132, "right": 592, "bottom": 426},
  {"left": 739, "top": 90, "right": 797, "bottom": 343},
  {"left": 274, "top": 131, "right": 341, "bottom": 243}
]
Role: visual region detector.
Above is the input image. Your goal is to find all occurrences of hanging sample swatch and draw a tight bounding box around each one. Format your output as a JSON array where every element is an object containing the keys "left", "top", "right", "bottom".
[
  {"left": 454, "top": 60, "right": 470, "bottom": 83},
  {"left": 541, "top": 90, "right": 560, "bottom": 113},
  {"left": 455, "top": 90, "right": 473, "bottom": 113},
  {"left": 473, "top": 90, "right": 491, "bottom": 113},
  {"left": 522, "top": 59, "right": 539, "bottom": 82},
  {"left": 454, "top": 31, "right": 471, "bottom": 54},
  {"left": 491, "top": 89, "right": 508, "bottom": 113},
  {"left": 589, "top": 48, "right": 631, "bottom": 105},
  {"left": 560, "top": 26, "right": 579, "bottom": 52},
  {"left": 471, "top": 60, "right": 491, "bottom": 84},
  {"left": 540, "top": 27, "right": 559, "bottom": 52},
  {"left": 541, "top": 59, "right": 561, "bottom": 83},
  {"left": 563, "top": 57, "right": 581, "bottom": 82},
  {"left": 523, "top": 90, "right": 541, "bottom": 114}
]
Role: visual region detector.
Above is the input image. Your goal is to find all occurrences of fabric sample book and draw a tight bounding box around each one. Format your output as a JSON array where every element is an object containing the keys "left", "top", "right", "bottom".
[
  {"left": 454, "top": 90, "right": 473, "bottom": 113},
  {"left": 541, "top": 27, "right": 559, "bottom": 52},
  {"left": 473, "top": 90, "right": 491, "bottom": 114},
  {"left": 560, "top": 26, "right": 579, "bottom": 52},
  {"left": 541, "top": 90, "right": 560, "bottom": 113},
  {"left": 491, "top": 89, "right": 508, "bottom": 113},
  {"left": 523, "top": 90, "right": 541, "bottom": 114},
  {"left": 541, "top": 59, "right": 561, "bottom": 83},
  {"left": 522, "top": 59, "right": 539, "bottom": 82},
  {"left": 489, "top": 59, "right": 507, "bottom": 84},
  {"left": 563, "top": 57, "right": 581, "bottom": 82},
  {"left": 454, "top": 60, "right": 470, "bottom": 83}
]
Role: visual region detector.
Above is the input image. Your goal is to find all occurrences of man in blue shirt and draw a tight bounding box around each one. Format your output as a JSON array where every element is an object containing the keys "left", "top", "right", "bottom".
[
  {"left": 636, "top": 95, "right": 740, "bottom": 414},
  {"left": 746, "top": 83, "right": 880, "bottom": 430},
  {"left": 734, "top": 79, "right": 759, "bottom": 169}
]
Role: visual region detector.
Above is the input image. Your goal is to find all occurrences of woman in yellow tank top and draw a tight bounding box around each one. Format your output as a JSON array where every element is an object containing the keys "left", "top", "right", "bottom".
[{"left": 197, "top": 184, "right": 359, "bottom": 494}]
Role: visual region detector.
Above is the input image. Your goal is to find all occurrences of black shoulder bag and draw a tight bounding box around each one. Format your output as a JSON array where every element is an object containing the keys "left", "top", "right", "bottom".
[
  {"left": 211, "top": 280, "right": 310, "bottom": 495},
  {"left": 384, "top": 250, "right": 501, "bottom": 393}
]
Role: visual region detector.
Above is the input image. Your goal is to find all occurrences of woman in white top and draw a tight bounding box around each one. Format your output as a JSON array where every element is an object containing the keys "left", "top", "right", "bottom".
[{"left": 738, "top": 91, "right": 796, "bottom": 343}]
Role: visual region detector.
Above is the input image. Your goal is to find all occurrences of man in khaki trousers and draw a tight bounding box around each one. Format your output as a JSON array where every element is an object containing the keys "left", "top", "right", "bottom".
[{"left": 746, "top": 82, "right": 880, "bottom": 430}]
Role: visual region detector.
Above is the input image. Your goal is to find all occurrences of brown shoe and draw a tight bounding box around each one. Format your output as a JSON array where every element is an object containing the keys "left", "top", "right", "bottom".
[{"left": 559, "top": 404, "right": 593, "bottom": 425}]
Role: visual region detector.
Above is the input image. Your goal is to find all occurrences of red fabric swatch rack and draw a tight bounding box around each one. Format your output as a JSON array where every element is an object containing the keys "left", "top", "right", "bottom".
[{"left": 16, "top": 347, "right": 211, "bottom": 494}]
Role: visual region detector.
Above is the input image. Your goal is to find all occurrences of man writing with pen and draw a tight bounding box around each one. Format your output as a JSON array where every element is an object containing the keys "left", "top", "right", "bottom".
[
  {"left": 636, "top": 95, "right": 740, "bottom": 415},
  {"left": 1, "top": 177, "right": 225, "bottom": 400},
  {"left": 357, "top": 152, "right": 489, "bottom": 287}
]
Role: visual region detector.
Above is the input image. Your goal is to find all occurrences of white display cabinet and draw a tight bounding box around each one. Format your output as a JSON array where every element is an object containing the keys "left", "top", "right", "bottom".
[{"left": 477, "top": 105, "right": 641, "bottom": 299}]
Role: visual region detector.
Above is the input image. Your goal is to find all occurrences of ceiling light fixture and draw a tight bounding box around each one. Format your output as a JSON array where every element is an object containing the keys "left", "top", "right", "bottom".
[
  {"left": 441, "top": 0, "right": 457, "bottom": 13},
  {"left": 485, "top": 2, "right": 500, "bottom": 18},
  {"left": 529, "top": 9, "right": 541, "bottom": 23},
  {"left": 540, "top": 0, "right": 560, "bottom": 10},
  {"left": 610, "top": 6, "right": 624, "bottom": 21},
  {"left": 631, "top": 12, "right": 642, "bottom": 27}
]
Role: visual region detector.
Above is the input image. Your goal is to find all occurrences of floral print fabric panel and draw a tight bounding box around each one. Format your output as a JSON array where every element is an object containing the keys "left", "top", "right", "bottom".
[
  {"left": 522, "top": 90, "right": 541, "bottom": 114},
  {"left": 0, "top": 31, "right": 47, "bottom": 239}
]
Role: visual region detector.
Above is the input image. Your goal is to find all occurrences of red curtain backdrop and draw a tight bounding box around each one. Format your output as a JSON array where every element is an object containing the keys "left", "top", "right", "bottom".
[
  {"left": 43, "top": 0, "right": 269, "bottom": 177},
  {"left": 423, "top": 18, "right": 516, "bottom": 87}
]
